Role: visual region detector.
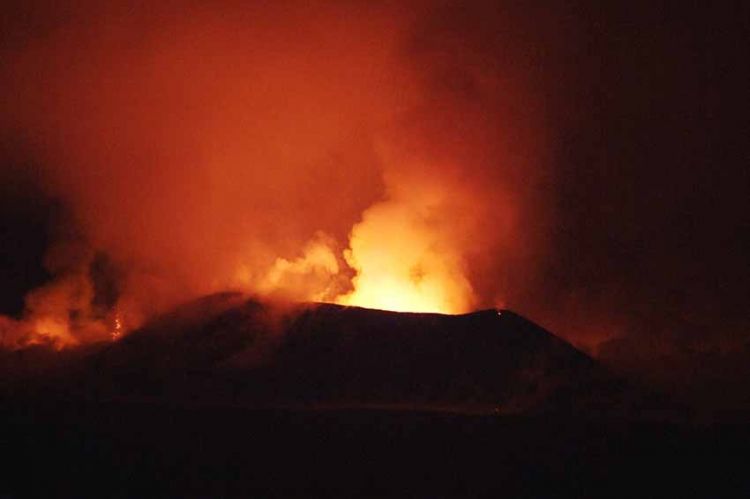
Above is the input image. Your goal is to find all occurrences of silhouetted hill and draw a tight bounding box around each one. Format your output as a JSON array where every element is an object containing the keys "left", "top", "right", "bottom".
[{"left": 2, "top": 292, "right": 653, "bottom": 416}]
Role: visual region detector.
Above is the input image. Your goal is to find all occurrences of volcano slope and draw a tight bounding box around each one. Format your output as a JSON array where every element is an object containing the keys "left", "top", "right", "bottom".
[
  {"left": 1, "top": 293, "right": 746, "bottom": 498},
  {"left": 14, "top": 292, "right": 640, "bottom": 413}
]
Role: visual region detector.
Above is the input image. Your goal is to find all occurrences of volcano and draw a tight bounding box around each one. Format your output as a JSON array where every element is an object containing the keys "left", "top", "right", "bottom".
[{"left": 4, "top": 292, "right": 643, "bottom": 415}]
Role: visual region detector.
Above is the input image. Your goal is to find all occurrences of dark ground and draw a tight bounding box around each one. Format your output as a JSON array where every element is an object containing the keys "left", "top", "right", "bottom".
[{"left": 1, "top": 402, "right": 749, "bottom": 498}]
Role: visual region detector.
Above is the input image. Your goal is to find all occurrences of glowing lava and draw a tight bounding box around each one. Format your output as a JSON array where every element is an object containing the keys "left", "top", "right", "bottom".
[
  {"left": 335, "top": 198, "right": 474, "bottom": 314},
  {"left": 337, "top": 276, "right": 466, "bottom": 314},
  {"left": 111, "top": 315, "right": 123, "bottom": 341}
]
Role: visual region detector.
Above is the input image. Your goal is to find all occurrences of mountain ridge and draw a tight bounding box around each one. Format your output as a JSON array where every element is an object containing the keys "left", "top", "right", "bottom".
[{"left": 2, "top": 293, "right": 663, "bottom": 417}]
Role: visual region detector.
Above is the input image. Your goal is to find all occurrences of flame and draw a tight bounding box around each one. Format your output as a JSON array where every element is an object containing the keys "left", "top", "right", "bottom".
[
  {"left": 335, "top": 198, "right": 474, "bottom": 314},
  {"left": 228, "top": 186, "right": 475, "bottom": 314},
  {"left": 29, "top": 317, "right": 78, "bottom": 349},
  {"left": 111, "top": 314, "right": 123, "bottom": 341},
  {"left": 234, "top": 180, "right": 476, "bottom": 314},
  {"left": 337, "top": 275, "right": 465, "bottom": 314}
]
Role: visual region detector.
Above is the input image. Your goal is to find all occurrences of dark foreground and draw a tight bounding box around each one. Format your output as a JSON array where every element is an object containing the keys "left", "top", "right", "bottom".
[
  {"left": 1, "top": 298, "right": 746, "bottom": 497},
  {"left": 2, "top": 402, "right": 748, "bottom": 498}
]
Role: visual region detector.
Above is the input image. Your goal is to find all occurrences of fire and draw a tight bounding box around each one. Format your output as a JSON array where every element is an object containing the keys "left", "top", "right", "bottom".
[
  {"left": 337, "top": 276, "right": 464, "bottom": 314},
  {"left": 111, "top": 315, "right": 123, "bottom": 341},
  {"left": 228, "top": 201, "right": 474, "bottom": 314},
  {"left": 29, "top": 317, "right": 78, "bottom": 349},
  {"left": 335, "top": 198, "right": 474, "bottom": 314},
  {"left": 230, "top": 184, "right": 476, "bottom": 314}
]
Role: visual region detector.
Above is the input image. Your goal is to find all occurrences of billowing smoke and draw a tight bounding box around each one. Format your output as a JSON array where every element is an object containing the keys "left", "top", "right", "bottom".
[{"left": 0, "top": 1, "right": 553, "bottom": 348}]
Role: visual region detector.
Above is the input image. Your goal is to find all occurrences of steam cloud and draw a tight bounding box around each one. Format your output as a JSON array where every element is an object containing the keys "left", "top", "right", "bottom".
[{"left": 0, "top": 1, "right": 552, "bottom": 348}]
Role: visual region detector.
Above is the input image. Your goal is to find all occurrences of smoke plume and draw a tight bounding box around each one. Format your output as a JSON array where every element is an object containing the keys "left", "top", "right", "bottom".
[{"left": 0, "top": 0, "right": 554, "bottom": 347}]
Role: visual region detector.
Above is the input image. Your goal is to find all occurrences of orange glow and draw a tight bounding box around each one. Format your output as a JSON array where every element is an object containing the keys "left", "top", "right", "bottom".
[
  {"left": 336, "top": 197, "right": 474, "bottom": 314},
  {"left": 111, "top": 315, "right": 123, "bottom": 341},
  {"left": 0, "top": 1, "right": 548, "bottom": 347},
  {"left": 337, "top": 277, "right": 467, "bottom": 314},
  {"left": 29, "top": 317, "right": 78, "bottom": 350},
  {"left": 253, "top": 233, "right": 343, "bottom": 303}
]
